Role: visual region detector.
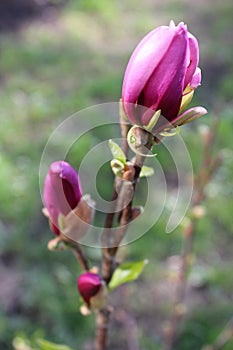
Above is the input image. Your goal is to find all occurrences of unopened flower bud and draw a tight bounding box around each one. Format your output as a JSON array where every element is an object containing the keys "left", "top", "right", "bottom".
[
  {"left": 122, "top": 21, "right": 207, "bottom": 131},
  {"left": 77, "top": 272, "right": 102, "bottom": 306},
  {"left": 43, "top": 161, "right": 82, "bottom": 235}
]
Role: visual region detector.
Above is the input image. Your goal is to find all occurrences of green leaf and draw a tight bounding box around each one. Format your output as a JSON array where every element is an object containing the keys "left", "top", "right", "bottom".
[
  {"left": 139, "top": 165, "right": 154, "bottom": 178},
  {"left": 109, "top": 139, "right": 126, "bottom": 164},
  {"left": 37, "top": 339, "right": 74, "bottom": 350},
  {"left": 108, "top": 260, "right": 148, "bottom": 291}
]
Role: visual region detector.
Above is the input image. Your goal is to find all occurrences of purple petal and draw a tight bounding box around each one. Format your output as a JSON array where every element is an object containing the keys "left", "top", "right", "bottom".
[
  {"left": 141, "top": 24, "right": 188, "bottom": 124},
  {"left": 77, "top": 272, "right": 102, "bottom": 305},
  {"left": 43, "top": 161, "right": 82, "bottom": 235},
  {"left": 190, "top": 67, "right": 201, "bottom": 89},
  {"left": 122, "top": 25, "right": 175, "bottom": 122},
  {"left": 183, "top": 32, "right": 199, "bottom": 89}
]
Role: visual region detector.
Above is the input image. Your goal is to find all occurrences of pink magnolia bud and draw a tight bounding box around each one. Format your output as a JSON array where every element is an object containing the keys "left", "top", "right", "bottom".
[
  {"left": 122, "top": 21, "right": 207, "bottom": 130},
  {"left": 43, "top": 161, "right": 82, "bottom": 235},
  {"left": 77, "top": 272, "right": 102, "bottom": 306}
]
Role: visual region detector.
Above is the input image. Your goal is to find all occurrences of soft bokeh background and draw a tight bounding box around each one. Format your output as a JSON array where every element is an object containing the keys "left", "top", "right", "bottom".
[{"left": 0, "top": 0, "right": 233, "bottom": 349}]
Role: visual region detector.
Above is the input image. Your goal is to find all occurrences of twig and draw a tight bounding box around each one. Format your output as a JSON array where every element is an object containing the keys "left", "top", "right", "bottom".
[
  {"left": 95, "top": 308, "right": 111, "bottom": 350},
  {"left": 97, "top": 126, "right": 155, "bottom": 350},
  {"left": 61, "top": 234, "right": 89, "bottom": 271},
  {"left": 70, "top": 246, "right": 89, "bottom": 271},
  {"left": 101, "top": 102, "right": 131, "bottom": 279},
  {"left": 163, "top": 117, "right": 221, "bottom": 350},
  {"left": 101, "top": 143, "right": 151, "bottom": 284}
]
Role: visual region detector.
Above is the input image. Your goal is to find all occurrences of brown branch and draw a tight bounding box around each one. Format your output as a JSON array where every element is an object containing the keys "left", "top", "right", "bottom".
[
  {"left": 163, "top": 117, "right": 222, "bottom": 350},
  {"left": 163, "top": 219, "right": 197, "bottom": 350},
  {"left": 60, "top": 233, "right": 89, "bottom": 271},
  {"left": 101, "top": 146, "right": 150, "bottom": 284},
  {"left": 70, "top": 246, "right": 89, "bottom": 271},
  {"left": 101, "top": 179, "right": 121, "bottom": 283},
  {"left": 95, "top": 308, "right": 111, "bottom": 350},
  {"left": 96, "top": 127, "right": 155, "bottom": 350}
]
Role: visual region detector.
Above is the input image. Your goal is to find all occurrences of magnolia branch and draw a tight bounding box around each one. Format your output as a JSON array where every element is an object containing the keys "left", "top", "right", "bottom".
[{"left": 97, "top": 126, "right": 155, "bottom": 350}]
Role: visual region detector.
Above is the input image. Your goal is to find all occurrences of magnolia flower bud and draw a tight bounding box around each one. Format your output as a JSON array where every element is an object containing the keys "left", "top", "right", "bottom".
[
  {"left": 77, "top": 272, "right": 102, "bottom": 306},
  {"left": 122, "top": 20, "right": 207, "bottom": 132},
  {"left": 43, "top": 161, "right": 82, "bottom": 235}
]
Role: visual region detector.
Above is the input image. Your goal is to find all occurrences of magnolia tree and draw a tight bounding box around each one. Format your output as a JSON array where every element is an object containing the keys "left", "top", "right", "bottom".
[{"left": 39, "top": 21, "right": 217, "bottom": 350}]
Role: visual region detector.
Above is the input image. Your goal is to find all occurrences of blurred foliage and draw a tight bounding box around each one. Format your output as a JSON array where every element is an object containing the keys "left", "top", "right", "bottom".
[{"left": 0, "top": 0, "right": 233, "bottom": 349}]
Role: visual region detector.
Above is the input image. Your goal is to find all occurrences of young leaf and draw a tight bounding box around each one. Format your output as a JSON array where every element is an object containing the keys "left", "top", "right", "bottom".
[
  {"left": 108, "top": 260, "right": 148, "bottom": 291},
  {"left": 37, "top": 339, "right": 74, "bottom": 350},
  {"left": 139, "top": 165, "right": 154, "bottom": 178},
  {"left": 109, "top": 139, "right": 126, "bottom": 164}
]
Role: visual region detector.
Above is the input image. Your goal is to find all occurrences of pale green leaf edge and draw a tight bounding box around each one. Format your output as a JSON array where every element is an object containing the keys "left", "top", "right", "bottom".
[
  {"left": 109, "top": 139, "right": 126, "bottom": 164},
  {"left": 140, "top": 165, "right": 154, "bottom": 178},
  {"left": 108, "top": 259, "right": 148, "bottom": 291}
]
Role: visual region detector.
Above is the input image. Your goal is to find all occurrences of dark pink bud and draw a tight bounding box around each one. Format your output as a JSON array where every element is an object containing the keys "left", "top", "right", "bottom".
[
  {"left": 77, "top": 272, "right": 102, "bottom": 305},
  {"left": 122, "top": 21, "right": 204, "bottom": 129},
  {"left": 43, "top": 161, "right": 82, "bottom": 235}
]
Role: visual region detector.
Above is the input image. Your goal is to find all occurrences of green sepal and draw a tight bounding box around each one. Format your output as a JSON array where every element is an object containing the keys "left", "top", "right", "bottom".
[
  {"left": 139, "top": 165, "right": 154, "bottom": 178},
  {"left": 160, "top": 126, "right": 180, "bottom": 137},
  {"left": 37, "top": 338, "right": 74, "bottom": 350},
  {"left": 143, "top": 109, "right": 161, "bottom": 132},
  {"left": 108, "top": 259, "right": 148, "bottom": 291},
  {"left": 110, "top": 159, "right": 125, "bottom": 177},
  {"left": 109, "top": 139, "right": 126, "bottom": 164}
]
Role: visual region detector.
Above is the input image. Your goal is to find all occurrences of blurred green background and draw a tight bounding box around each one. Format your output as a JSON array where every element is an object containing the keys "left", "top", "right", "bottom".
[{"left": 0, "top": 0, "right": 233, "bottom": 349}]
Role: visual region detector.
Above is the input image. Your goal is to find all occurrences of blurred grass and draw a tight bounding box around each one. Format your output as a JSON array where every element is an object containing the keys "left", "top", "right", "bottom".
[{"left": 0, "top": 0, "right": 233, "bottom": 349}]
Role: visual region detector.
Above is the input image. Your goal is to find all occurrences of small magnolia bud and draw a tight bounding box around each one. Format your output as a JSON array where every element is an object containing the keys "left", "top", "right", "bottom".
[{"left": 77, "top": 272, "right": 102, "bottom": 306}]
